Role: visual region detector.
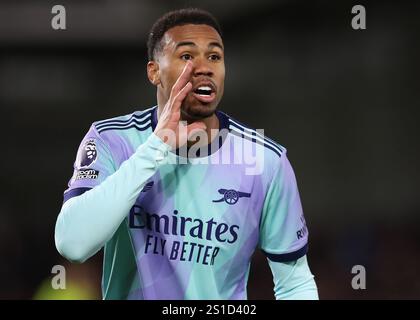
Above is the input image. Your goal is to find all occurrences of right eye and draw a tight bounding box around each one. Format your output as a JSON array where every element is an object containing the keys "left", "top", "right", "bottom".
[{"left": 181, "top": 53, "right": 193, "bottom": 61}]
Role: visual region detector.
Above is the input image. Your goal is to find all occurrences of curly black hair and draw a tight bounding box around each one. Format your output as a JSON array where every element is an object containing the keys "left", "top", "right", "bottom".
[{"left": 147, "top": 8, "right": 222, "bottom": 61}]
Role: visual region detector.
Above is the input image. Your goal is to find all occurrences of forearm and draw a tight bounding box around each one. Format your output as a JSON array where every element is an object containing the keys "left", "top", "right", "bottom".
[
  {"left": 55, "top": 133, "right": 171, "bottom": 263},
  {"left": 268, "top": 255, "right": 319, "bottom": 300}
]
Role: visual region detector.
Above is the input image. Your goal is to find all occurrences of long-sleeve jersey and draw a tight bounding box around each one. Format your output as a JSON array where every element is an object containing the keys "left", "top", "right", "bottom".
[{"left": 55, "top": 106, "right": 318, "bottom": 299}]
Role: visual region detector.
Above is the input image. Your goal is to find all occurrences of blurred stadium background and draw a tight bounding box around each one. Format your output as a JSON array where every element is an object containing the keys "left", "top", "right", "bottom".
[{"left": 1, "top": 0, "right": 419, "bottom": 299}]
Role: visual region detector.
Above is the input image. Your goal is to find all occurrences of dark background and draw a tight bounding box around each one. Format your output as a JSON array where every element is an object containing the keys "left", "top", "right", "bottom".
[{"left": 1, "top": 0, "right": 419, "bottom": 299}]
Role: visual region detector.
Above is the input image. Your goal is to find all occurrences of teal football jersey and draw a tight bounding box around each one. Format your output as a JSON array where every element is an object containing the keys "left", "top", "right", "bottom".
[{"left": 63, "top": 106, "right": 309, "bottom": 299}]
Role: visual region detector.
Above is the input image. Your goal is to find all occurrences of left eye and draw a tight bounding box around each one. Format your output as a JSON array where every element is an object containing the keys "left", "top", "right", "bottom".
[{"left": 209, "top": 54, "right": 220, "bottom": 61}]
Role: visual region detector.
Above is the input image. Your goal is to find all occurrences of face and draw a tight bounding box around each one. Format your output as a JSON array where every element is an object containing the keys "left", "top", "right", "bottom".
[{"left": 148, "top": 24, "right": 225, "bottom": 120}]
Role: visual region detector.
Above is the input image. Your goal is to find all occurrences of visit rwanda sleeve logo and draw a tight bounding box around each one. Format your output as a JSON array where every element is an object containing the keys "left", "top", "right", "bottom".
[{"left": 76, "top": 139, "right": 97, "bottom": 169}]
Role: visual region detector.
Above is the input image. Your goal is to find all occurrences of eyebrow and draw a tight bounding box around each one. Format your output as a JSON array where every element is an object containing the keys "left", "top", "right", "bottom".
[{"left": 175, "top": 41, "right": 224, "bottom": 51}]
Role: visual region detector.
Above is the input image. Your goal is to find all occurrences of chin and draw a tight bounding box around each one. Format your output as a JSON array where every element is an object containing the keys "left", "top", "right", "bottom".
[{"left": 181, "top": 102, "right": 217, "bottom": 120}]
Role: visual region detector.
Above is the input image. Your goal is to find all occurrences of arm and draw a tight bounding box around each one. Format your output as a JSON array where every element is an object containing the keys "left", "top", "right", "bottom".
[
  {"left": 55, "top": 133, "right": 171, "bottom": 263},
  {"left": 268, "top": 255, "right": 318, "bottom": 300},
  {"left": 55, "top": 60, "right": 204, "bottom": 263},
  {"left": 259, "top": 149, "right": 318, "bottom": 299}
]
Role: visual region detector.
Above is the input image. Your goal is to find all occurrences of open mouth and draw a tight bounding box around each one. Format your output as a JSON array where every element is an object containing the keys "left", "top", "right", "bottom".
[
  {"left": 192, "top": 84, "right": 216, "bottom": 103},
  {"left": 194, "top": 86, "right": 213, "bottom": 96}
]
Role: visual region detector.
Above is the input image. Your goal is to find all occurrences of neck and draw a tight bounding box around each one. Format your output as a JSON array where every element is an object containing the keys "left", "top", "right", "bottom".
[{"left": 156, "top": 103, "right": 219, "bottom": 148}]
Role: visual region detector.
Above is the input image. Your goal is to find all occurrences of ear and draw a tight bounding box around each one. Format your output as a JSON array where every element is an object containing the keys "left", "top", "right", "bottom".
[{"left": 147, "top": 61, "right": 160, "bottom": 86}]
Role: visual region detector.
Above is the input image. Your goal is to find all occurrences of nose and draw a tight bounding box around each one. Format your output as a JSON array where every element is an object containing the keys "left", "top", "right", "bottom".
[{"left": 192, "top": 56, "right": 213, "bottom": 78}]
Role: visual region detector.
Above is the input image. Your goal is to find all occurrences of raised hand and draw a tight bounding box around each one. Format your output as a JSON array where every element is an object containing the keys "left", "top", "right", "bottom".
[{"left": 154, "top": 61, "right": 207, "bottom": 149}]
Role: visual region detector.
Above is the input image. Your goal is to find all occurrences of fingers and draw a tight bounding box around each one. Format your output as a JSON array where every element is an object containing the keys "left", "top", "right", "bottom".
[
  {"left": 170, "top": 61, "right": 193, "bottom": 98},
  {"left": 171, "top": 81, "right": 192, "bottom": 112}
]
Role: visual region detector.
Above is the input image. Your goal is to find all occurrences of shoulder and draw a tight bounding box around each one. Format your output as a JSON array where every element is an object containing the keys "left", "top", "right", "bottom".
[
  {"left": 222, "top": 111, "right": 287, "bottom": 162},
  {"left": 91, "top": 106, "right": 156, "bottom": 135},
  {"left": 77, "top": 107, "right": 156, "bottom": 159}
]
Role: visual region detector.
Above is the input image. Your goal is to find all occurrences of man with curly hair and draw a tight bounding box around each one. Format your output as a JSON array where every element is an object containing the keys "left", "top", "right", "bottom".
[{"left": 55, "top": 8, "right": 318, "bottom": 300}]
